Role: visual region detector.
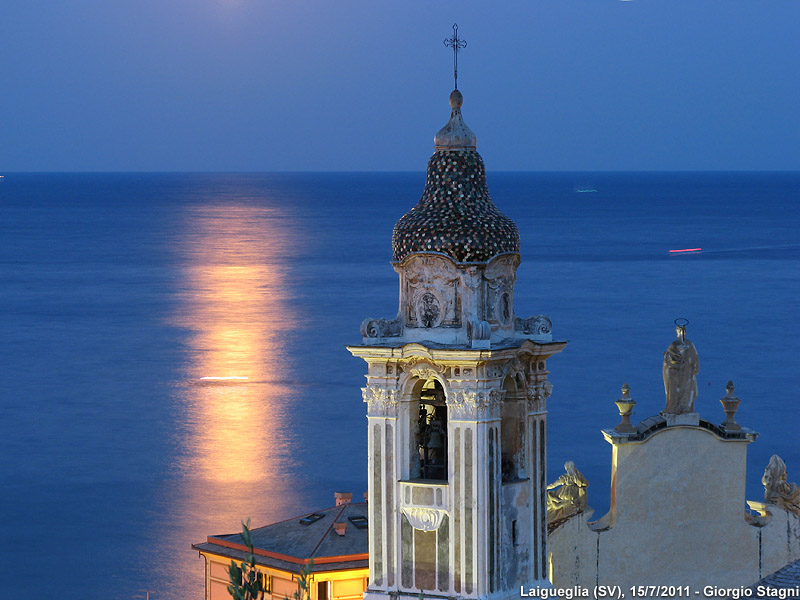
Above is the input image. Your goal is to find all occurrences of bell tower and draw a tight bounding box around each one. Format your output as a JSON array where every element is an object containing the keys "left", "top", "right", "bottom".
[{"left": 349, "top": 85, "right": 565, "bottom": 599}]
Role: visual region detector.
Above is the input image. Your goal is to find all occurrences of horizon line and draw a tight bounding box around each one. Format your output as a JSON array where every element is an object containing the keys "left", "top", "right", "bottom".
[{"left": 3, "top": 169, "right": 800, "bottom": 175}]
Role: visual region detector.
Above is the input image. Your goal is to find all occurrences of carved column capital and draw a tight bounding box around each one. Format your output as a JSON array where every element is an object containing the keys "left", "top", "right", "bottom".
[
  {"left": 447, "top": 388, "right": 504, "bottom": 420},
  {"left": 362, "top": 386, "right": 399, "bottom": 417},
  {"left": 527, "top": 379, "right": 552, "bottom": 413}
]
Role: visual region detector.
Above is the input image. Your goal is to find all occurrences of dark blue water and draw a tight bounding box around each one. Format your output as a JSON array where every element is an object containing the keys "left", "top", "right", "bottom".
[{"left": 1, "top": 172, "right": 798, "bottom": 599}]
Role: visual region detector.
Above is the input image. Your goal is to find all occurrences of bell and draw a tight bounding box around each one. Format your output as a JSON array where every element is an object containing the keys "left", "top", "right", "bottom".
[{"left": 427, "top": 429, "right": 444, "bottom": 449}]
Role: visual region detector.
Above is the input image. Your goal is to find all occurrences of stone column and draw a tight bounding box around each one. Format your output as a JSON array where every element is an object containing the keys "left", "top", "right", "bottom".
[
  {"left": 363, "top": 384, "right": 399, "bottom": 593},
  {"left": 446, "top": 387, "right": 503, "bottom": 597},
  {"left": 528, "top": 360, "right": 553, "bottom": 583}
]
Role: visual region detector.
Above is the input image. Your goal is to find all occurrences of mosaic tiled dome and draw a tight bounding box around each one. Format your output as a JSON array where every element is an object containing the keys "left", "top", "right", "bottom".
[{"left": 392, "top": 92, "right": 520, "bottom": 263}]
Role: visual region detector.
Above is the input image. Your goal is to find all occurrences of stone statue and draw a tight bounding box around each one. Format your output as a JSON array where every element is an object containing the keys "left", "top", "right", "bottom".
[
  {"left": 547, "top": 461, "right": 588, "bottom": 522},
  {"left": 662, "top": 320, "right": 699, "bottom": 415},
  {"left": 762, "top": 455, "right": 800, "bottom": 516}
]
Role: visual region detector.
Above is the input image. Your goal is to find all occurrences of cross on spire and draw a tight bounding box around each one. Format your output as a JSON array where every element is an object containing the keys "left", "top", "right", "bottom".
[{"left": 443, "top": 23, "right": 467, "bottom": 90}]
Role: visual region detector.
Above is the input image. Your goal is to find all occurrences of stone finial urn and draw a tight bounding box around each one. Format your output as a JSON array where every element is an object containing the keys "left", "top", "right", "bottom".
[
  {"left": 720, "top": 380, "right": 742, "bottom": 431},
  {"left": 615, "top": 383, "right": 637, "bottom": 433}
]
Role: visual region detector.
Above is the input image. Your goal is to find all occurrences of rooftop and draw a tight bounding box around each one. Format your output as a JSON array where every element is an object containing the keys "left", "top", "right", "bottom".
[
  {"left": 193, "top": 502, "right": 369, "bottom": 574},
  {"left": 749, "top": 560, "right": 800, "bottom": 595}
]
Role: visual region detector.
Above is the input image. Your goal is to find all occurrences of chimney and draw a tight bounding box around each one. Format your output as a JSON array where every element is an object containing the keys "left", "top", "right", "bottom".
[
  {"left": 334, "top": 492, "right": 352, "bottom": 506},
  {"left": 334, "top": 522, "right": 347, "bottom": 536}
]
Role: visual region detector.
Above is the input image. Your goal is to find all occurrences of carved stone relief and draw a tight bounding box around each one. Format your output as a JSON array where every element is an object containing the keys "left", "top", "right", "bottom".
[
  {"left": 460, "top": 265, "right": 482, "bottom": 290},
  {"left": 527, "top": 380, "right": 552, "bottom": 412},
  {"left": 447, "top": 389, "right": 504, "bottom": 420},
  {"left": 401, "top": 507, "right": 447, "bottom": 531},
  {"left": 409, "top": 366, "right": 441, "bottom": 382},
  {"left": 508, "top": 358, "right": 527, "bottom": 381},
  {"left": 484, "top": 255, "right": 518, "bottom": 325},
  {"left": 403, "top": 358, "right": 445, "bottom": 383},
  {"left": 361, "top": 317, "right": 402, "bottom": 339},
  {"left": 526, "top": 390, "right": 543, "bottom": 413},
  {"left": 413, "top": 288, "right": 445, "bottom": 328},
  {"left": 362, "top": 386, "right": 399, "bottom": 417},
  {"left": 402, "top": 255, "right": 461, "bottom": 329},
  {"left": 485, "top": 363, "right": 505, "bottom": 379},
  {"left": 515, "top": 314, "right": 553, "bottom": 342},
  {"left": 484, "top": 253, "right": 520, "bottom": 283},
  {"left": 459, "top": 266, "right": 482, "bottom": 333}
]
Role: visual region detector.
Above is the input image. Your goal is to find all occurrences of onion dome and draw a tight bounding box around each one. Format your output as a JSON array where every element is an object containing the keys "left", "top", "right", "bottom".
[
  {"left": 392, "top": 90, "right": 520, "bottom": 263},
  {"left": 434, "top": 90, "right": 476, "bottom": 150}
]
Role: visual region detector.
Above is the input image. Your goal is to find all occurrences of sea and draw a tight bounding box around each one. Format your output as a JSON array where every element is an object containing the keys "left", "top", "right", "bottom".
[{"left": 0, "top": 172, "right": 798, "bottom": 599}]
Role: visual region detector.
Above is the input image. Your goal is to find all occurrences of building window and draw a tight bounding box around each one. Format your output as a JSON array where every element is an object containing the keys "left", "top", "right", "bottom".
[{"left": 317, "top": 581, "right": 329, "bottom": 600}]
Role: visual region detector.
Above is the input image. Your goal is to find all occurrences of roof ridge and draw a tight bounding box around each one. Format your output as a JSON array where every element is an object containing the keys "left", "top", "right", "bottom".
[{"left": 309, "top": 504, "right": 347, "bottom": 558}]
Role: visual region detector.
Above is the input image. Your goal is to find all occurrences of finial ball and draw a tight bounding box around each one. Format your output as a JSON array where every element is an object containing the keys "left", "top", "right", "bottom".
[{"left": 449, "top": 89, "right": 463, "bottom": 109}]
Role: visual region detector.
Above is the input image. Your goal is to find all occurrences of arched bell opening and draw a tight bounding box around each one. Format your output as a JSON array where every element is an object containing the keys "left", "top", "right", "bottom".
[
  {"left": 501, "top": 374, "right": 525, "bottom": 482},
  {"left": 408, "top": 378, "right": 448, "bottom": 481}
]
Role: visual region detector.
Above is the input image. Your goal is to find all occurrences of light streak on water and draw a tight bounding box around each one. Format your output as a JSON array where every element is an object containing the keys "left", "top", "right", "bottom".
[{"left": 163, "top": 198, "right": 305, "bottom": 599}]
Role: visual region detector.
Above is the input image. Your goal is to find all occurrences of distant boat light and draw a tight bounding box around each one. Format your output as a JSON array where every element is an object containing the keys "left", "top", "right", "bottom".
[
  {"left": 199, "top": 376, "right": 249, "bottom": 381},
  {"left": 669, "top": 248, "right": 702, "bottom": 253}
]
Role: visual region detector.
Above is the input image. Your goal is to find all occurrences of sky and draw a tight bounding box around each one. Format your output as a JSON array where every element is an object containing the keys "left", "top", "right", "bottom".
[{"left": 2, "top": 1, "right": 799, "bottom": 172}]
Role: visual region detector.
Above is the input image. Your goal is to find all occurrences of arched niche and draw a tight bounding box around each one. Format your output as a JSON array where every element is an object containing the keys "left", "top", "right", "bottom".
[
  {"left": 501, "top": 373, "right": 526, "bottom": 482},
  {"left": 406, "top": 377, "right": 448, "bottom": 481}
]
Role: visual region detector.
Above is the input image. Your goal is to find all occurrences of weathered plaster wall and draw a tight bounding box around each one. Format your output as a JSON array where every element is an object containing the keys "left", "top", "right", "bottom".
[
  {"left": 756, "top": 505, "right": 800, "bottom": 579},
  {"left": 549, "top": 425, "right": 800, "bottom": 589},
  {"left": 500, "top": 480, "right": 532, "bottom": 587},
  {"left": 547, "top": 510, "right": 598, "bottom": 588}
]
